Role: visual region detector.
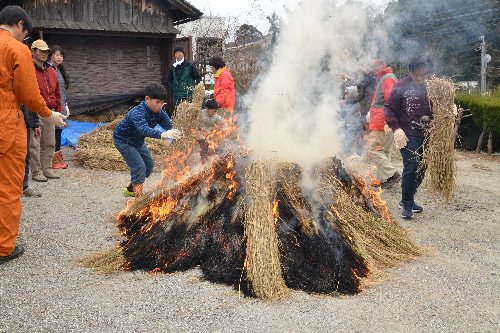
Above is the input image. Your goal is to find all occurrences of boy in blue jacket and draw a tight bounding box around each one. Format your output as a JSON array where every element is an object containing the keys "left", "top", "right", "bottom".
[{"left": 113, "top": 83, "right": 182, "bottom": 197}]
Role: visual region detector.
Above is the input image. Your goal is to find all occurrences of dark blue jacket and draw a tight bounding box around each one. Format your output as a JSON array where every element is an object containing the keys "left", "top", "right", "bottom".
[
  {"left": 113, "top": 101, "right": 172, "bottom": 148},
  {"left": 384, "top": 76, "right": 433, "bottom": 138}
]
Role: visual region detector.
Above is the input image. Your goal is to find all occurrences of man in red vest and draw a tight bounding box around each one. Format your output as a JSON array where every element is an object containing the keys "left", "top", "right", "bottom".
[{"left": 367, "top": 59, "right": 401, "bottom": 189}]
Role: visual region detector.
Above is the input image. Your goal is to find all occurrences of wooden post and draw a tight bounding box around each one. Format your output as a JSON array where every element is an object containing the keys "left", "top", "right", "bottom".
[
  {"left": 487, "top": 132, "right": 493, "bottom": 155},
  {"left": 476, "top": 131, "right": 485, "bottom": 153},
  {"left": 453, "top": 108, "right": 464, "bottom": 143}
]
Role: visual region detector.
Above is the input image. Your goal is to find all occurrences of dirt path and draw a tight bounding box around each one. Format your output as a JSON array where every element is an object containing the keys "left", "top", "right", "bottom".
[{"left": 0, "top": 150, "right": 499, "bottom": 332}]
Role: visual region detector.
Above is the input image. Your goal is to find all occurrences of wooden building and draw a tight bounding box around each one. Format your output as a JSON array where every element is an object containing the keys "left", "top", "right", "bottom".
[{"left": 0, "top": 0, "right": 202, "bottom": 114}]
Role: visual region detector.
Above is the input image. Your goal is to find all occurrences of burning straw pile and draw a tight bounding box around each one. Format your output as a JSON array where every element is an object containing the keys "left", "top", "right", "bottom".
[
  {"left": 425, "top": 78, "right": 457, "bottom": 204},
  {"left": 107, "top": 154, "right": 422, "bottom": 300},
  {"left": 83, "top": 82, "right": 423, "bottom": 300}
]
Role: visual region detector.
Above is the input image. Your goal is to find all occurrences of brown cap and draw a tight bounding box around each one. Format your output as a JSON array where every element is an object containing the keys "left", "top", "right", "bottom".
[{"left": 31, "top": 39, "right": 50, "bottom": 51}]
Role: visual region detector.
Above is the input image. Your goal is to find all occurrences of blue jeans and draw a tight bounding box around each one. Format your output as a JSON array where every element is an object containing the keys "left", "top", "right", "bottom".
[
  {"left": 114, "top": 141, "right": 154, "bottom": 184},
  {"left": 400, "top": 136, "right": 426, "bottom": 206}
]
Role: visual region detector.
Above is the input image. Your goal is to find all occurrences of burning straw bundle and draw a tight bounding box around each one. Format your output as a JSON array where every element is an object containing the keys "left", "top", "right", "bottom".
[
  {"left": 425, "top": 78, "right": 457, "bottom": 204},
  {"left": 160, "top": 83, "right": 205, "bottom": 184}
]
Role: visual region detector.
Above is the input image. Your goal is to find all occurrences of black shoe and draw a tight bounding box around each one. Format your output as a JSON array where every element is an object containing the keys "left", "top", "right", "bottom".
[
  {"left": 0, "top": 245, "right": 25, "bottom": 264},
  {"left": 381, "top": 171, "right": 401, "bottom": 189},
  {"left": 399, "top": 201, "right": 424, "bottom": 213}
]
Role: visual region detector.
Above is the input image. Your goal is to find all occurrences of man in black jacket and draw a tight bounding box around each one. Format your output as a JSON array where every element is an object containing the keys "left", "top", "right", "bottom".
[{"left": 21, "top": 105, "right": 42, "bottom": 197}]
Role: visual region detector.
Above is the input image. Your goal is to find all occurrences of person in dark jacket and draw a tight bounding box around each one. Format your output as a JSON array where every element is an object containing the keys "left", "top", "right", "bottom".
[
  {"left": 162, "top": 46, "right": 201, "bottom": 105},
  {"left": 385, "top": 57, "right": 434, "bottom": 219},
  {"left": 113, "top": 83, "right": 182, "bottom": 198},
  {"left": 21, "top": 105, "right": 42, "bottom": 197}
]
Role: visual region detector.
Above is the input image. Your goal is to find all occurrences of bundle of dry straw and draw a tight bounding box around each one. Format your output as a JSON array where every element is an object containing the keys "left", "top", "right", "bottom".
[
  {"left": 244, "top": 160, "right": 289, "bottom": 300},
  {"left": 425, "top": 78, "right": 457, "bottom": 204}
]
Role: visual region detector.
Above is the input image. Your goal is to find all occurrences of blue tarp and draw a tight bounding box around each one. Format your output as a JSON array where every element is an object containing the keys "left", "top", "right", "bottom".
[
  {"left": 61, "top": 120, "right": 106, "bottom": 147},
  {"left": 60, "top": 120, "right": 168, "bottom": 147}
]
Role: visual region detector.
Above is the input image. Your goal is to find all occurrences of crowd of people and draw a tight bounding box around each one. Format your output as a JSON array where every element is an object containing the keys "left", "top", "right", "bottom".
[
  {"left": 0, "top": 4, "right": 434, "bottom": 267},
  {"left": 340, "top": 57, "right": 435, "bottom": 220}
]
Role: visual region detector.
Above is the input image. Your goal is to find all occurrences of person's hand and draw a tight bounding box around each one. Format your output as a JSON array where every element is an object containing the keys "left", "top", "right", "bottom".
[
  {"left": 394, "top": 128, "right": 408, "bottom": 148},
  {"left": 44, "top": 111, "right": 67, "bottom": 127},
  {"left": 384, "top": 123, "right": 392, "bottom": 134},
  {"left": 34, "top": 127, "right": 41, "bottom": 138},
  {"left": 161, "top": 129, "right": 183, "bottom": 140}
]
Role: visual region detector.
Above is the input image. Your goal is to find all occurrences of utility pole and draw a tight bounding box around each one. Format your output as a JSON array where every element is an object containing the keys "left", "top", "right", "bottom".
[{"left": 480, "top": 35, "right": 486, "bottom": 95}]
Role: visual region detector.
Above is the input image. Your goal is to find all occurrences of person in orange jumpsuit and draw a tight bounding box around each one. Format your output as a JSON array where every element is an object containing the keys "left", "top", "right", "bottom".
[{"left": 0, "top": 6, "right": 66, "bottom": 264}]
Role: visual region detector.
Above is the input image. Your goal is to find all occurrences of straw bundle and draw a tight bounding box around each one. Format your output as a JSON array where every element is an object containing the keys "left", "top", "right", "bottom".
[
  {"left": 80, "top": 247, "right": 125, "bottom": 273},
  {"left": 314, "top": 161, "right": 423, "bottom": 274},
  {"left": 425, "top": 78, "right": 457, "bottom": 204},
  {"left": 244, "top": 160, "right": 289, "bottom": 300},
  {"left": 276, "top": 163, "right": 318, "bottom": 237}
]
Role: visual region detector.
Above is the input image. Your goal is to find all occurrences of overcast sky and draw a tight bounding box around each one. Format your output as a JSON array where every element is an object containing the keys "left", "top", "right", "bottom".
[
  {"left": 186, "top": 0, "right": 394, "bottom": 33},
  {"left": 186, "top": 0, "right": 302, "bottom": 33}
]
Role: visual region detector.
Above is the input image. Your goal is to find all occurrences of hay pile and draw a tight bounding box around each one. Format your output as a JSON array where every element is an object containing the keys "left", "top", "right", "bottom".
[{"left": 425, "top": 78, "right": 457, "bottom": 204}]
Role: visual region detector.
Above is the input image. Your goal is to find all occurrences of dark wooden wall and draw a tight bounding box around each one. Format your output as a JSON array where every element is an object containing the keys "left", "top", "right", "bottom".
[
  {"left": 23, "top": 0, "right": 173, "bottom": 26},
  {"left": 44, "top": 34, "right": 173, "bottom": 113}
]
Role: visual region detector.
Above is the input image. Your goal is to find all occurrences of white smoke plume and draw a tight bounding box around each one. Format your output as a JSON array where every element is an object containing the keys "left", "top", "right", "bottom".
[{"left": 245, "top": 0, "right": 395, "bottom": 174}]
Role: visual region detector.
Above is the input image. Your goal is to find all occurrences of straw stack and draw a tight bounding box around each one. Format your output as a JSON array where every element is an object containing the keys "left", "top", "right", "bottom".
[
  {"left": 244, "top": 160, "right": 288, "bottom": 300},
  {"left": 425, "top": 78, "right": 457, "bottom": 204}
]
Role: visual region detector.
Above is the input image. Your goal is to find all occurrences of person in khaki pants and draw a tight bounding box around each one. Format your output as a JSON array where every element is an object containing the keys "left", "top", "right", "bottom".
[
  {"left": 29, "top": 39, "right": 62, "bottom": 182},
  {"left": 367, "top": 59, "right": 400, "bottom": 189}
]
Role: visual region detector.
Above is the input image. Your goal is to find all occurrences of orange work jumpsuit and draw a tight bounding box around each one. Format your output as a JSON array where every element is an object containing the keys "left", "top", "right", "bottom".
[{"left": 0, "top": 30, "right": 52, "bottom": 256}]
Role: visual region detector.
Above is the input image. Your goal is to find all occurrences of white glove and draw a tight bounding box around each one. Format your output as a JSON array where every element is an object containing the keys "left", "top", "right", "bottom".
[
  {"left": 64, "top": 104, "right": 71, "bottom": 117},
  {"left": 44, "top": 111, "right": 67, "bottom": 127},
  {"left": 366, "top": 112, "right": 370, "bottom": 122},
  {"left": 384, "top": 123, "right": 392, "bottom": 134},
  {"left": 394, "top": 128, "right": 408, "bottom": 149},
  {"left": 161, "top": 129, "right": 182, "bottom": 140}
]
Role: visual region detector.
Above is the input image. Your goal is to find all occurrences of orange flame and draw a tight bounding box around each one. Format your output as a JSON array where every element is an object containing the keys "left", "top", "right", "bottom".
[
  {"left": 225, "top": 154, "right": 238, "bottom": 200},
  {"left": 272, "top": 200, "right": 279, "bottom": 224},
  {"left": 367, "top": 175, "right": 392, "bottom": 223}
]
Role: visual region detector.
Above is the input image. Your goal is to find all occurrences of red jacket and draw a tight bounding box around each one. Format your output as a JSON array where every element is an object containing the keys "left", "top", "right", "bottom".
[
  {"left": 214, "top": 67, "right": 235, "bottom": 111},
  {"left": 34, "top": 62, "right": 62, "bottom": 112},
  {"left": 369, "top": 67, "right": 397, "bottom": 131}
]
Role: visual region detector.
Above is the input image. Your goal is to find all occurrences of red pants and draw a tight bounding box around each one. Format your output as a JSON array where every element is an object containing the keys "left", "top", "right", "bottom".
[{"left": 0, "top": 110, "right": 27, "bottom": 256}]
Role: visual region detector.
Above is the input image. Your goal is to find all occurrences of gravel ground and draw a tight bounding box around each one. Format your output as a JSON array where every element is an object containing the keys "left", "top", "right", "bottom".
[{"left": 1, "top": 149, "right": 499, "bottom": 333}]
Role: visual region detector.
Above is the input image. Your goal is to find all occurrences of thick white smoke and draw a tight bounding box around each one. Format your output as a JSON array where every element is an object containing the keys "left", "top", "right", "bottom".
[{"left": 246, "top": 0, "right": 394, "bottom": 174}]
